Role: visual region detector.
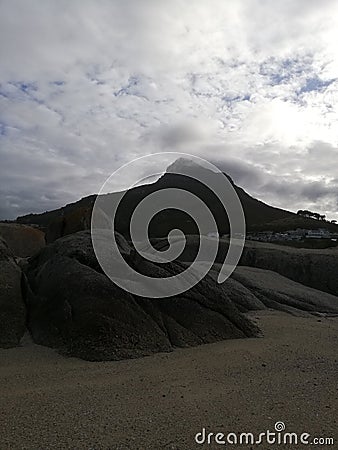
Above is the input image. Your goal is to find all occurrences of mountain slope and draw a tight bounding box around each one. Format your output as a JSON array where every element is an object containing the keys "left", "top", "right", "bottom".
[{"left": 16, "top": 158, "right": 338, "bottom": 240}]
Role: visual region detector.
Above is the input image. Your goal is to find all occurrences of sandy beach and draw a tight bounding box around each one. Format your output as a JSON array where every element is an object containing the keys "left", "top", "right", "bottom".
[{"left": 0, "top": 310, "right": 337, "bottom": 449}]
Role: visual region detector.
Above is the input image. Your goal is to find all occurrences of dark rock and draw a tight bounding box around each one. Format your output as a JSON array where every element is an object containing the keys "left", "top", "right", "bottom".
[
  {"left": 0, "top": 238, "right": 26, "bottom": 347},
  {"left": 240, "top": 242, "right": 338, "bottom": 297},
  {"left": 214, "top": 265, "right": 338, "bottom": 316},
  {"left": 0, "top": 223, "right": 45, "bottom": 257},
  {"left": 154, "top": 235, "right": 338, "bottom": 297},
  {"left": 25, "top": 231, "right": 260, "bottom": 361},
  {"left": 45, "top": 206, "right": 92, "bottom": 243},
  {"left": 25, "top": 231, "right": 338, "bottom": 361},
  {"left": 232, "top": 266, "right": 338, "bottom": 315},
  {"left": 27, "top": 255, "right": 172, "bottom": 360}
]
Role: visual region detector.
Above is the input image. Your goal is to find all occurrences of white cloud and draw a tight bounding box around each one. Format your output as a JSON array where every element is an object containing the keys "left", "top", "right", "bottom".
[{"left": 0, "top": 0, "right": 338, "bottom": 219}]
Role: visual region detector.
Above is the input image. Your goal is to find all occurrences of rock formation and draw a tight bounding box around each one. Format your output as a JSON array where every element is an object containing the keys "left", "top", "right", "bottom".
[
  {"left": 0, "top": 223, "right": 45, "bottom": 257},
  {"left": 0, "top": 238, "right": 26, "bottom": 347},
  {"left": 240, "top": 241, "right": 338, "bottom": 297},
  {"left": 22, "top": 230, "right": 338, "bottom": 361},
  {"left": 212, "top": 265, "right": 338, "bottom": 316},
  {"left": 153, "top": 235, "right": 338, "bottom": 297},
  {"left": 25, "top": 231, "right": 260, "bottom": 361}
]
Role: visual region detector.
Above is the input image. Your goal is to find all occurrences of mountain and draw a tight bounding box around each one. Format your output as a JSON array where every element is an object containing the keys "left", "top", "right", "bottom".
[{"left": 16, "top": 158, "right": 338, "bottom": 241}]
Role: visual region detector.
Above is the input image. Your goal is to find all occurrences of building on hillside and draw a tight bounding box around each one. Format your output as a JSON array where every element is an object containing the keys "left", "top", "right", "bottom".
[
  {"left": 306, "top": 229, "right": 331, "bottom": 239},
  {"left": 286, "top": 228, "right": 308, "bottom": 239},
  {"left": 246, "top": 227, "right": 335, "bottom": 242}
]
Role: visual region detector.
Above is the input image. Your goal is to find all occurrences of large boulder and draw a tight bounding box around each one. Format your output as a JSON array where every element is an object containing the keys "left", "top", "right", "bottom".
[
  {"left": 0, "top": 238, "right": 26, "bottom": 347},
  {"left": 25, "top": 231, "right": 260, "bottom": 361},
  {"left": 240, "top": 241, "right": 338, "bottom": 297},
  {"left": 152, "top": 235, "right": 338, "bottom": 297},
  {"left": 211, "top": 265, "right": 338, "bottom": 316},
  {"left": 25, "top": 231, "right": 338, "bottom": 360},
  {"left": 45, "top": 207, "right": 91, "bottom": 243},
  {"left": 0, "top": 223, "right": 45, "bottom": 257},
  {"left": 149, "top": 235, "right": 338, "bottom": 315}
]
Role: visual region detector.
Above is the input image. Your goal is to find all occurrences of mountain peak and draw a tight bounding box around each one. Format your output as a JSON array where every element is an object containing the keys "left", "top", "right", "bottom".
[
  {"left": 165, "top": 157, "right": 234, "bottom": 185},
  {"left": 166, "top": 157, "right": 204, "bottom": 173}
]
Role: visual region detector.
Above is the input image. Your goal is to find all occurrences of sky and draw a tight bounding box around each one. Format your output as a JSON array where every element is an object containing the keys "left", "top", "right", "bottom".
[{"left": 0, "top": 0, "right": 338, "bottom": 220}]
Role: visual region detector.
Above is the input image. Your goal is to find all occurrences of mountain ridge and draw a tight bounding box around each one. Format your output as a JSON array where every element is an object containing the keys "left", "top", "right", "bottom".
[{"left": 16, "top": 159, "right": 338, "bottom": 240}]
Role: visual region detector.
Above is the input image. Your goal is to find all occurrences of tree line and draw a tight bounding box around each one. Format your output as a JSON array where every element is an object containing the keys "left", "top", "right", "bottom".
[{"left": 297, "top": 210, "right": 337, "bottom": 224}]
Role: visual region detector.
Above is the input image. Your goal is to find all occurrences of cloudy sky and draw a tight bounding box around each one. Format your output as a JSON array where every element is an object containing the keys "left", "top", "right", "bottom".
[{"left": 1, "top": 0, "right": 338, "bottom": 220}]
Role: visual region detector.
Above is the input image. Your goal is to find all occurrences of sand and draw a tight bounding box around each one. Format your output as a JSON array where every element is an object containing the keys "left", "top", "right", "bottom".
[{"left": 0, "top": 311, "right": 337, "bottom": 449}]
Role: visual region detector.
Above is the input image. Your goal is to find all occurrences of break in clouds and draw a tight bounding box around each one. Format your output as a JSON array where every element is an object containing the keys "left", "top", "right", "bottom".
[{"left": 0, "top": 0, "right": 337, "bottom": 219}]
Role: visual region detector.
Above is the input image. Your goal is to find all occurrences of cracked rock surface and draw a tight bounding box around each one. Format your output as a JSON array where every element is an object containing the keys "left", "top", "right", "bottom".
[{"left": 25, "top": 231, "right": 260, "bottom": 361}]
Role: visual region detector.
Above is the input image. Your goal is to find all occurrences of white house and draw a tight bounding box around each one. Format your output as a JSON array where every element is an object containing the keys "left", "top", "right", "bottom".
[{"left": 306, "top": 229, "right": 330, "bottom": 239}]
